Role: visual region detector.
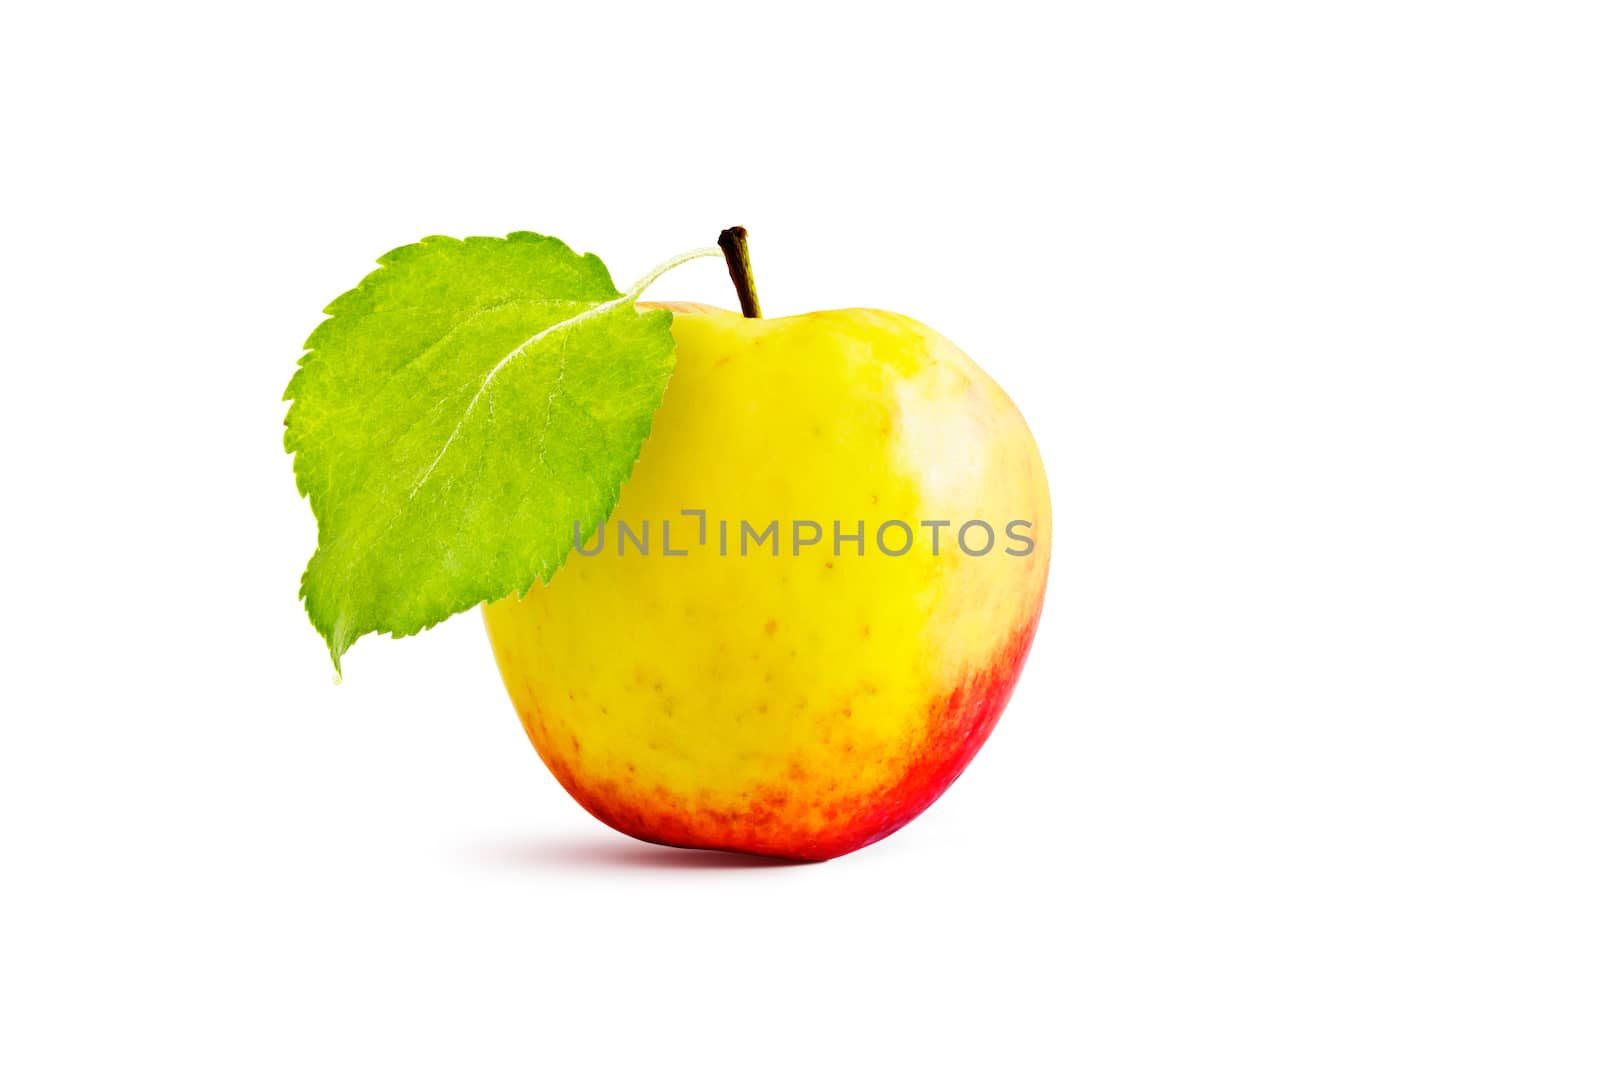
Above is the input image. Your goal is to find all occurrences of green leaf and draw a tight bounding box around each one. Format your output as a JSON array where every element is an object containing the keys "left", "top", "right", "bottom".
[{"left": 284, "top": 232, "right": 677, "bottom": 674}]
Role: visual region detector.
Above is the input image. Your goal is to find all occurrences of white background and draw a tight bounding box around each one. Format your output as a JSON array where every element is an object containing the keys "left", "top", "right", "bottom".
[{"left": 2, "top": 2, "right": 1596, "bottom": 1062}]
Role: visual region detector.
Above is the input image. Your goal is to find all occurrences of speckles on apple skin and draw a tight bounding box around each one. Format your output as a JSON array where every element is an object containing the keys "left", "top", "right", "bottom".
[{"left": 525, "top": 610, "right": 1042, "bottom": 862}]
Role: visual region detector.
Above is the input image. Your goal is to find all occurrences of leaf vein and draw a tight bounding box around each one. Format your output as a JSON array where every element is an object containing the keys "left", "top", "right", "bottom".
[{"left": 407, "top": 292, "right": 631, "bottom": 498}]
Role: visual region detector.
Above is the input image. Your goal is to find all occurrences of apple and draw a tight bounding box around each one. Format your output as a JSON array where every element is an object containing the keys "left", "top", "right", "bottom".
[{"left": 482, "top": 301, "right": 1050, "bottom": 860}]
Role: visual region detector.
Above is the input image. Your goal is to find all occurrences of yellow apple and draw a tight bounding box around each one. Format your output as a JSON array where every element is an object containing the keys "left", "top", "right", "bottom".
[{"left": 483, "top": 302, "right": 1050, "bottom": 860}]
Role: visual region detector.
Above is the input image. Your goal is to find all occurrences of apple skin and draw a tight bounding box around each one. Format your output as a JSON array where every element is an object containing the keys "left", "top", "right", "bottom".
[{"left": 483, "top": 303, "right": 1050, "bottom": 860}]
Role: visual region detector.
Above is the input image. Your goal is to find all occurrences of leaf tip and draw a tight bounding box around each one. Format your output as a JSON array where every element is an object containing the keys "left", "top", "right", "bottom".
[{"left": 325, "top": 617, "right": 353, "bottom": 681}]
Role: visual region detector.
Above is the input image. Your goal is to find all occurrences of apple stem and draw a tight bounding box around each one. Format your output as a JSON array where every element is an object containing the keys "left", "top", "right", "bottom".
[{"left": 718, "top": 226, "right": 762, "bottom": 318}]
